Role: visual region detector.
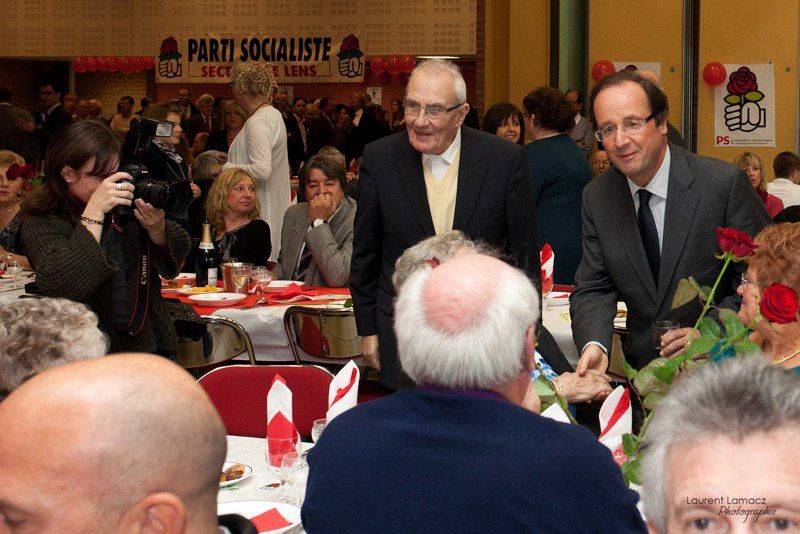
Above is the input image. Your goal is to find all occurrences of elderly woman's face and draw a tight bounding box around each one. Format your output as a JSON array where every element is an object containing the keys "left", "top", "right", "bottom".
[
  {"left": 737, "top": 266, "right": 763, "bottom": 326},
  {"left": 0, "top": 164, "right": 25, "bottom": 202},
  {"left": 226, "top": 177, "right": 256, "bottom": 219},
  {"left": 741, "top": 161, "right": 762, "bottom": 189}
]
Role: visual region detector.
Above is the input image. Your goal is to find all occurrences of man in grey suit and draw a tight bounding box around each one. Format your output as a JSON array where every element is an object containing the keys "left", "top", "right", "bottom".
[
  {"left": 271, "top": 152, "right": 355, "bottom": 287},
  {"left": 570, "top": 71, "right": 770, "bottom": 376}
]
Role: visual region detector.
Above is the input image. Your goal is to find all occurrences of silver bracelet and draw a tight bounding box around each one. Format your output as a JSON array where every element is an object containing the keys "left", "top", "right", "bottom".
[{"left": 80, "top": 215, "right": 104, "bottom": 226}]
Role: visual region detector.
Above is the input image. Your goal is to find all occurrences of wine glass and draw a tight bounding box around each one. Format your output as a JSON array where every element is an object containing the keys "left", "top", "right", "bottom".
[
  {"left": 251, "top": 267, "right": 273, "bottom": 296},
  {"left": 280, "top": 451, "right": 309, "bottom": 505},
  {"left": 541, "top": 273, "right": 554, "bottom": 312},
  {"left": 7, "top": 259, "right": 23, "bottom": 289},
  {"left": 231, "top": 266, "right": 249, "bottom": 295},
  {"left": 260, "top": 437, "right": 296, "bottom": 497},
  {"left": 311, "top": 418, "right": 326, "bottom": 443}
]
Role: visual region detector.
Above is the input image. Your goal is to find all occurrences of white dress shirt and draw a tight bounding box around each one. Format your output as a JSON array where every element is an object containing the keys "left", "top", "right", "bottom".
[
  {"left": 421, "top": 130, "right": 462, "bottom": 180},
  {"left": 767, "top": 178, "right": 800, "bottom": 208},
  {"left": 627, "top": 146, "right": 671, "bottom": 249}
]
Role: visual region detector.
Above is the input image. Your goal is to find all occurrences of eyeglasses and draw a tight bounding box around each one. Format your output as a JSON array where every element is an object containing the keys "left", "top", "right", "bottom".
[
  {"left": 740, "top": 272, "right": 764, "bottom": 287},
  {"left": 403, "top": 99, "right": 464, "bottom": 120},
  {"left": 591, "top": 159, "right": 610, "bottom": 167},
  {"left": 594, "top": 113, "right": 655, "bottom": 142}
]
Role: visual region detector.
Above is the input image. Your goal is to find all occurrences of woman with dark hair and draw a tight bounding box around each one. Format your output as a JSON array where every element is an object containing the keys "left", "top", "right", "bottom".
[
  {"left": 389, "top": 99, "right": 405, "bottom": 132},
  {"left": 333, "top": 104, "right": 359, "bottom": 169},
  {"left": 522, "top": 86, "right": 592, "bottom": 285},
  {"left": 20, "top": 120, "right": 190, "bottom": 355},
  {"left": 482, "top": 102, "right": 525, "bottom": 145}
]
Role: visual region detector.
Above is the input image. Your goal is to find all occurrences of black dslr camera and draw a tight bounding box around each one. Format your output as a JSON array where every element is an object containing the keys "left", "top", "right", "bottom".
[{"left": 115, "top": 117, "right": 193, "bottom": 218}]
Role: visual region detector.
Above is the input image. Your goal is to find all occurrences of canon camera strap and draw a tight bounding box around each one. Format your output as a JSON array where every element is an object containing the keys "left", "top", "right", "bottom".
[{"left": 108, "top": 218, "right": 151, "bottom": 337}]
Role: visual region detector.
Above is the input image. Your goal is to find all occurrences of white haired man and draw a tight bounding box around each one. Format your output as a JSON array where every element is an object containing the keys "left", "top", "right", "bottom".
[
  {"left": 185, "top": 93, "right": 217, "bottom": 144},
  {"left": 350, "top": 58, "right": 541, "bottom": 390},
  {"left": 303, "top": 253, "right": 645, "bottom": 533},
  {"left": 641, "top": 357, "right": 800, "bottom": 533},
  {"left": 0, "top": 354, "right": 256, "bottom": 532}
]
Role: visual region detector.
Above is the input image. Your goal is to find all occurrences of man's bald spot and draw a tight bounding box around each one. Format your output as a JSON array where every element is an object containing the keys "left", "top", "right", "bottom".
[
  {"left": 0, "top": 354, "right": 226, "bottom": 514},
  {"left": 421, "top": 254, "right": 511, "bottom": 333},
  {"left": 637, "top": 70, "right": 663, "bottom": 89}
]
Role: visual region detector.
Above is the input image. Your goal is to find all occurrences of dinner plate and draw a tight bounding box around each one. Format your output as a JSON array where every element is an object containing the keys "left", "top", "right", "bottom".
[
  {"left": 545, "top": 291, "right": 570, "bottom": 307},
  {"left": 261, "top": 280, "right": 305, "bottom": 294},
  {"left": 219, "top": 461, "right": 253, "bottom": 488},
  {"left": 177, "top": 286, "right": 224, "bottom": 295},
  {"left": 216, "top": 500, "right": 301, "bottom": 533},
  {"left": 188, "top": 292, "right": 247, "bottom": 306}
]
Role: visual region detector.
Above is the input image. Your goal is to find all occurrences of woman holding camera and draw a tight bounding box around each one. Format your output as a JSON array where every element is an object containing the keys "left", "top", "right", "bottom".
[{"left": 21, "top": 120, "right": 191, "bottom": 355}]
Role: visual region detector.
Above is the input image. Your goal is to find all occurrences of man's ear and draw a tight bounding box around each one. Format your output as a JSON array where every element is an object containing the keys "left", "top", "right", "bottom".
[
  {"left": 524, "top": 325, "right": 536, "bottom": 372},
  {"left": 118, "top": 492, "right": 187, "bottom": 534}
]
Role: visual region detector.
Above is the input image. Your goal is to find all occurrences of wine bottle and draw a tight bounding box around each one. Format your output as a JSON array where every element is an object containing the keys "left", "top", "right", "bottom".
[{"left": 195, "top": 222, "right": 218, "bottom": 288}]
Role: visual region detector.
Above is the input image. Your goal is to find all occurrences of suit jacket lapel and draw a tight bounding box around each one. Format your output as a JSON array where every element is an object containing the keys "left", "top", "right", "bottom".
[
  {"left": 398, "top": 138, "right": 435, "bottom": 235},
  {"left": 657, "top": 148, "right": 700, "bottom": 304},
  {"left": 452, "top": 127, "right": 488, "bottom": 230},
  {"left": 611, "top": 169, "right": 658, "bottom": 300}
]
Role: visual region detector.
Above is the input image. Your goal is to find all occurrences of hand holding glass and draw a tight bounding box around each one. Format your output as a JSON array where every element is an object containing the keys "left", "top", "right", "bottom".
[{"left": 653, "top": 320, "right": 680, "bottom": 350}]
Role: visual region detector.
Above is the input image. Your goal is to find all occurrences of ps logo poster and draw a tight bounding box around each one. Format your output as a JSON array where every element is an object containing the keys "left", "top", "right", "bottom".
[{"left": 714, "top": 64, "right": 775, "bottom": 147}]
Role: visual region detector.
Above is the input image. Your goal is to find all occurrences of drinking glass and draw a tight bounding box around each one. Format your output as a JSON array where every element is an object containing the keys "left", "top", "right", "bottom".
[
  {"left": 251, "top": 267, "right": 273, "bottom": 296},
  {"left": 261, "top": 437, "right": 296, "bottom": 496},
  {"left": 652, "top": 320, "right": 680, "bottom": 350},
  {"left": 541, "top": 274, "right": 554, "bottom": 312},
  {"left": 311, "top": 418, "right": 327, "bottom": 443},
  {"left": 231, "top": 265, "right": 250, "bottom": 294},
  {"left": 7, "top": 259, "right": 23, "bottom": 289},
  {"left": 280, "top": 451, "right": 309, "bottom": 505}
]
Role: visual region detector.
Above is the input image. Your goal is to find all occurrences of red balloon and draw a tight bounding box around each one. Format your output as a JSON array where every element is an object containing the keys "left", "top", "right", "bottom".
[
  {"left": 400, "top": 54, "right": 415, "bottom": 74},
  {"left": 703, "top": 62, "right": 726, "bottom": 86},
  {"left": 371, "top": 55, "right": 387, "bottom": 74},
  {"left": 133, "top": 56, "right": 148, "bottom": 72},
  {"left": 143, "top": 56, "right": 155, "bottom": 70},
  {"left": 107, "top": 56, "right": 120, "bottom": 72},
  {"left": 118, "top": 56, "right": 134, "bottom": 74},
  {"left": 386, "top": 55, "right": 401, "bottom": 75},
  {"left": 100, "top": 56, "right": 114, "bottom": 72},
  {"left": 591, "top": 60, "right": 616, "bottom": 82},
  {"left": 84, "top": 56, "right": 99, "bottom": 72},
  {"left": 72, "top": 57, "right": 87, "bottom": 73}
]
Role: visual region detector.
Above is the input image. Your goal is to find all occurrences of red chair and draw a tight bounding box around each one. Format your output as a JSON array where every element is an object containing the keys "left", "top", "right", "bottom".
[{"left": 198, "top": 365, "right": 334, "bottom": 438}]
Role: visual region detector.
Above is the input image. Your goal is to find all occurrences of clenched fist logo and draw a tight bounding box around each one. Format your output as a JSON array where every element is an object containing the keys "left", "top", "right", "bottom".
[{"left": 723, "top": 66, "right": 766, "bottom": 133}]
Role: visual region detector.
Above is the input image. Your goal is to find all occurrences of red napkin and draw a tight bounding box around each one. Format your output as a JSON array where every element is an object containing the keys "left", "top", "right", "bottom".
[
  {"left": 251, "top": 508, "right": 293, "bottom": 531},
  {"left": 269, "top": 284, "right": 315, "bottom": 301},
  {"left": 266, "top": 375, "right": 299, "bottom": 466}
]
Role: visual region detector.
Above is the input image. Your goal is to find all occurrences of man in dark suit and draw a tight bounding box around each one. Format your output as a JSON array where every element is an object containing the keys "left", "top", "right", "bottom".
[
  {"left": 305, "top": 96, "right": 336, "bottom": 157},
  {"left": 17, "top": 82, "right": 72, "bottom": 160},
  {"left": 273, "top": 91, "right": 305, "bottom": 175},
  {"left": 176, "top": 88, "right": 198, "bottom": 126},
  {"left": 305, "top": 254, "right": 646, "bottom": 533},
  {"left": 0, "top": 83, "right": 38, "bottom": 164},
  {"left": 570, "top": 70, "right": 770, "bottom": 375},
  {"left": 183, "top": 93, "right": 216, "bottom": 145},
  {"left": 350, "top": 59, "right": 540, "bottom": 390}
]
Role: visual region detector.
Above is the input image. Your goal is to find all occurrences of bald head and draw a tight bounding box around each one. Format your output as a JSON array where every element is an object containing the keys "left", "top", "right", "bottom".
[{"left": 0, "top": 354, "right": 226, "bottom": 533}]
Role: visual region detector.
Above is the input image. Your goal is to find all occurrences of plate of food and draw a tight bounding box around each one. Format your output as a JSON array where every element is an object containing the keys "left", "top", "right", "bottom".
[
  {"left": 219, "top": 462, "right": 253, "bottom": 488},
  {"left": 545, "top": 291, "right": 571, "bottom": 307},
  {"left": 188, "top": 292, "right": 247, "bottom": 306},
  {"left": 216, "top": 500, "right": 301, "bottom": 533},
  {"left": 177, "top": 285, "right": 224, "bottom": 295},
  {"left": 261, "top": 280, "right": 305, "bottom": 294}
]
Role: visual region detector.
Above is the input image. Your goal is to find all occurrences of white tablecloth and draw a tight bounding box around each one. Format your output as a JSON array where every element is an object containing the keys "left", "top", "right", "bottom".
[
  {"left": 0, "top": 286, "right": 25, "bottom": 306},
  {"left": 543, "top": 305, "right": 579, "bottom": 367}
]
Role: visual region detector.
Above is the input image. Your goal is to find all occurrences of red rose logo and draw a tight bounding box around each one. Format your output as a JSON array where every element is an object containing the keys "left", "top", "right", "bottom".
[
  {"left": 160, "top": 37, "right": 179, "bottom": 55},
  {"left": 760, "top": 284, "right": 799, "bottom": 324},
  {"left": 340, "top": 34, "right": 360, "bottom": 53},
  {"left": 727, "top": 66, "right": 758, "bottom": 96},
  {"left": 715, "top": 227, "right": 757, "bottom": 258}
]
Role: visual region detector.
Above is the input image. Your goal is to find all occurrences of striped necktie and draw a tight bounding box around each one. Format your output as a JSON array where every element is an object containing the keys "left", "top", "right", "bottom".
[{"left": 294, "top": 244, "right": 312, "bottom": 281}]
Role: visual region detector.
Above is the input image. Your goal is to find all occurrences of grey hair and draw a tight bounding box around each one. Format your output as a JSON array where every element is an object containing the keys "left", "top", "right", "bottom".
[
  {"left": 191, "top": 151, "right": 220, "bottom": 181},
  {"left": 394, "top": 254, "right": 539, "bottom": 389},
  {"left": 640, "top": 357, "right": 800, "bottom": 532},
  {"left": 0, "top": 298, "right": 107, "bottom": 399},
  {"left": 407, "top": 59, "right": 467, "bottom": 105},
  {"left": 196, "top": 93, "right": 214, "bottom": 106},
  {"left": 392, "top": 230, "right": 501, "bottom": 290},
  {"left": 230, "top": 61, "right": 278, "bottom": 102}
]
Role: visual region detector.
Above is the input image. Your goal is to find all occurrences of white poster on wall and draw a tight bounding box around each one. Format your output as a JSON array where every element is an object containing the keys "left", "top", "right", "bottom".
[
  {"left": 367, "top": 87, "right": 382, "bottom": 107},
  {"left": 714, "top": 64, "right": 775, "bottom": 147},
  {"left": 613, "top": 62, "right": 662, "bottom": 78}
]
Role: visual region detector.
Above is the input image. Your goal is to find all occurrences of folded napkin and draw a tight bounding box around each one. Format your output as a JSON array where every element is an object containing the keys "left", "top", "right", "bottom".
[
  {"left": 540, "top": 243, "right": 554, "bottom": 281},
  {"left": 540, "top": 403, "right": 571, "bottom": 423},
  {"left": 268, "top": 284, "right": 316, "bottom": 301},
  {"left": 266, "top": 375, "right": 300, "bottom": 462},
  {"left": 326, "top": 360, "right": 360, "bottom": 422},
  {"left": 251, "top": 508, "right": 293, "bottom": 531},
  {"left": 598, "top": 386, "right": 631, "bottom": 452}
]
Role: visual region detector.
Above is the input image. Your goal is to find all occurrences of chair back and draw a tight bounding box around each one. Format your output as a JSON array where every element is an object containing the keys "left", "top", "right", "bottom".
[
  {"left": 174, "top": 316, "right": 256, "bottom": 369},
  {"left": 283, "top": 306, "right": 361, "bottom": 363},
  {"left": 197, "top": 364, "right": 334, "bottom": 438}
]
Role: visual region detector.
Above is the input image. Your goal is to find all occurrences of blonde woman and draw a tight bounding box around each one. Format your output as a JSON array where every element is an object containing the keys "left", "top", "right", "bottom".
[
  {"left": 0, "top": 150, "right": 31, "bottom": 268},
  {"left": 733, "top": 152, "right": 783, "bottom": 217},
  {"left": 205, "top": 168, "right": 271, "bottom": 266},
  {"left": 207, "top": 100, "right": 249, "bottom": 154},
  {"left": 224, "top": 62, "right": 290, "bottom": 262}
]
